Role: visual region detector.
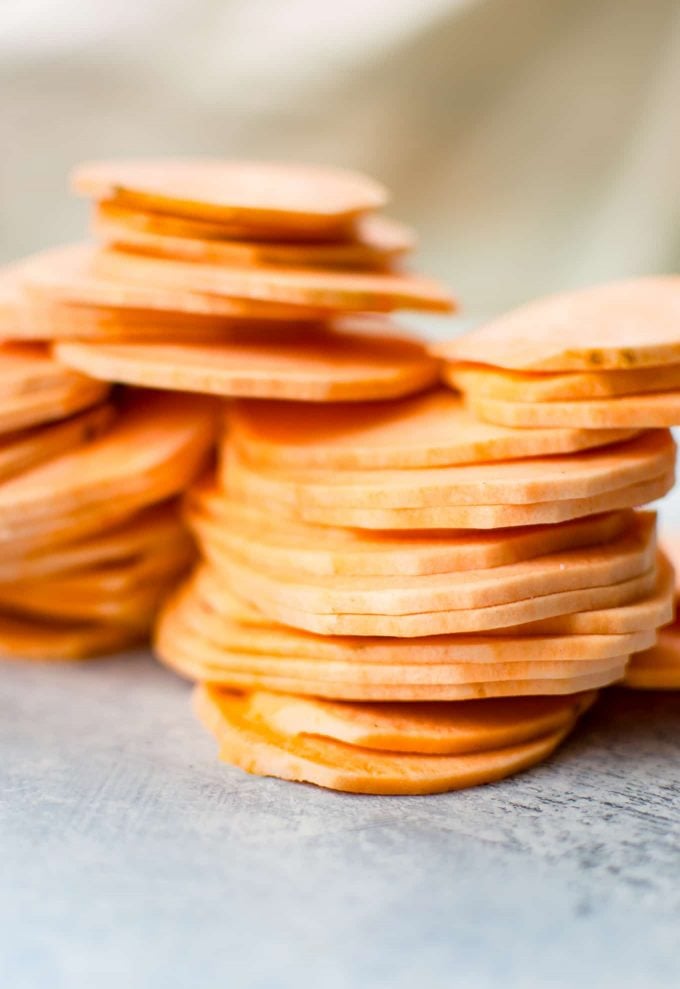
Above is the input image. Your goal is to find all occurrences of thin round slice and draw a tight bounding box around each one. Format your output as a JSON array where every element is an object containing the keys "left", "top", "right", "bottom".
[
  {"left": 200, "top": 513, "right": 656, "bottom": 616},
  {"left": 176, "top": 571, "right": 657, "bottom": 663},
  {"left": 230, "top": 390, "right": 637, "bottom": 470},
  {"left": 245, "top": 690, "right": 597, "bottom": 754},
  {"left": 198, "top": 556, "right": 657, "bottom": 637},
  {"left": 93, "top": 248, "right": 455, "bottom": 314},
  {"left": 56, "top": 324, "right": 439, "bottom": 402},
  {"left": 0, "top": 404, "right": 113, "bottom": 484},
  {"left": 0, "top": 610, "right": 143, "bottom": 661},
  {"left": 194, "top": 684, "right": 578, "bottom": 794},
  {"left": 625, "top": 624, "right": 680, "bottom": 689},
  {"left": 447, "top": 362, "right": 680, "bottom": 402},
  {"left": 246, "top": 470, "right": 673, "bottom": 529},
  {"left": 19, "top": 244, "right": 324, "bottom": 321},
  {"left": 73, "top": 159, "right": 388, "bottom": 234},
  {"left": 223, "top": 430, "right": 674, "bottom": 509},
  {"left": 0, "top": 390, "right": 217, "bottom": 529},
  {"left": 94, "top": 201, "right": 415, "bottom": 270},
  {"left": 433, "top": 277, "right": 680, "bottom": 370},
  {"left": 188, "top": 483, "right": 633, "bottom": 576},
  {"left": 468, "top": 390, "right": 680, "bottom": 429}
]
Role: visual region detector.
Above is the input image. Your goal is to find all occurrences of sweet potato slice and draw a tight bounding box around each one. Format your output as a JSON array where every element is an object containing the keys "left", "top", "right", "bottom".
[
  {"left": 245, "top": 690, "right": 596, "bottom": 754},
  {"left": 94, "top": 201, "right": 415, "bottom": 270},
  {"left": 200, "top": 513, "right": 655, "bottom": 616},
  {"left": 0, "top": 390, "right": 217, "bottom": 528},
  {"left": 223, "top": 431, "right": 674, "bottom": 510},
  {"left": 188, "top": 483, "right": 632, "bottom": 577},
  {"left": 244, "top": 471, "right": 673, "bottom": 530},
  {"left": 0, "top": 501, "right": 184, "bottom": 581},
  {"left": 193, "top": 685, "right": 579, "bottom": 794},
  {"left": 0, "top": 404, "right": 113, "bottom": 484},
  {"left": 468, "top": 390, "right": 680, "bottom": 429},
  {"left": 19, "top": 244, "right": 324, "bottom": 321},
  {"left": 72, "top": 160, "right": 388, "bottom": 234},
  {"left": 157, "top": 594, "right": 630, "bottom": 693},
  {"left": 447, "top": 362, "right": 680, "bottom": 402},
  {"left": 0, "top": 610, "right": 143, "bottom": 661},
  {"left": 197, "top": 557, "right": 657, "bottom": 637},
  {"left": 433, "top": 277, "right": 680, "bottom": 370},
  {"left": 625, "top": 623, "right": 680, "bottom": 689},
  {"left": 176, "top": 570, "right": 657, "bottom": 663},
  {"left": 93, "top": 247, "right": 455, "bottom": 314},
  {"left": 519, "top": 553, "right": 674, "bottom": 635},
  {"left": 56, "top": 324, "right": 439, "bottom": 402},
  {"left": 230, "top": 390, "right": 637, "bottom": 470}
]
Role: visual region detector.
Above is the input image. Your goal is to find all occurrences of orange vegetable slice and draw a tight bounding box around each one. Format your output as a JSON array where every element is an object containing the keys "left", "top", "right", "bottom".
[
  {"left": 0, "top": 610, "right": 143, "bottom": 661},
  {"left": 522, "top": 553, "right": 674, "bottom": 635},
  {"left": 0, "top": 404, "right": 113, "bottom": 484},
  {"left": 93, "top": 247, "right": 455, "bottom": 314},
  {"left": 173, "top": 569, "right": 657, "bottom": 663},
  {"left": 245, "top": 689, "right": 597, "bottom": 754},
  {"left": 199, "top": 512, "right": 655, "bottom": 616},
  {"left": 94, "top": 200, "right": 415, "bottom": 270},
  {"left": 0, "top": 390, "right": 217, "bottom": 530},
  {"left": 230, "top": 471, "right": 673, "bottom": 530},
  {"left": 196, "top": 556, "right": 657, "bottom": 637},
  {"left": 193, "top": 684, "right": 579, "bottom": 794},
  {"left": 229, "top": 390, "right": 638, "bottom": 470},
  {"left": 72, "top": 159, "right": 388, "bottom": 234},
  {"left": 447, "top": 362, "right": 680, "bottom": 402},
  {"left": 0, "top": 501, "right": 184, "bottom": 581},
  {"left": 433, "top": 277, "right": 680, "bottom": 370},
  {"left": 188, "top": 481, "right": 633, "bottom": 576},
  {"left": 625, "top": 623, "right": 680, "bottom": 689},
  {"left": 18, "top": 244, "right": 324, "bottom": 321},
  {"left": 223, "top": 430, "right": 674, "bottom": 510},
  {"left": 55, "top": 324, "right": 439, "bottom": 402},
  {"left": 467, "top": 390, "right": 680, "bottom": 429}
]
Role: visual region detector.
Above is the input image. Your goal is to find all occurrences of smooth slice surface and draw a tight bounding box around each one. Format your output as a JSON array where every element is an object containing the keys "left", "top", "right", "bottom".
[
  {"left": 174, "top": 572, "right": 657, "bottom": 663},
  {"left": 469, "top": 391, "right": 680, "bottom": 429},
  {"left": 95, "top": 202, "right": 414, "bottom": 270},
  {"left": 194, "top": 684, "right": 577, "bottom": 793},
  {"left": 257, "top": 470, "right": 673, "bottom": 529},
  {"left": 20, "top": 244, "right": 323, "bottom": 321},
  {"left": 188, "top": 486, "right": 632, "bottom": 576},
  {"left": 198, "top": 558, "right": 657, "bottom": 637},
  {"left": 246, "top": 690, "right": 597, "bottom": 754},
  {"left": 94, "top": 248, "right": 455, "bottom": 314},
  {"left": 73, "top": 160, "right": 388, "bottom": 233},
  {"left": 223, "top": 430, "right": 674, "bottom": 508},
  {"left": 433, "top": 277, "right": 680, "bottom": 370},
  {"left": 56, "top": 323, "right": 439, "bottom": 402},
  {"left": 447, "top": 362, "right": 680, "bottom": 402},
  {"left": 200, "top": 513, "right": 656, "bottom": 615},
  {"left": 230, "top": 390, "right": 636, "bottom": 470}
]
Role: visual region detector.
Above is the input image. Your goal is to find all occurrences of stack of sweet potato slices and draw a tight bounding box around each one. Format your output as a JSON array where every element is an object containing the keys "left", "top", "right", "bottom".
[
  {"left": 436, "top": 278, "right": 680, "bottom": 428},
  {"left": 4, "top": 158, "right": 679, "bottom": 796}
]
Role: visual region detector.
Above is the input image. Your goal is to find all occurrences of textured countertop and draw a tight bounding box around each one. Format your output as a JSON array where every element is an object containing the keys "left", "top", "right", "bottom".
[{"left": 2, "top": 652, "right": 679, "bottom": 989}]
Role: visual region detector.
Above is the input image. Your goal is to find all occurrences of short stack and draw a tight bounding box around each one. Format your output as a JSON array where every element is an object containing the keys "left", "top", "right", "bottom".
[{"left": 435, "top": 277, "right": 680, "bottom": 693}]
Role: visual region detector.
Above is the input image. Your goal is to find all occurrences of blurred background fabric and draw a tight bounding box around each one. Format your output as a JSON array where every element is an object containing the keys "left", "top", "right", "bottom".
[{"left": 1, "top": 0, "right": 679, "bottom": 323}]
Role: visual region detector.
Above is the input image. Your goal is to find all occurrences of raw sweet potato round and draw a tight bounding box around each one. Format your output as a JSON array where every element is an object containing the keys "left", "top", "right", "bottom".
[{"left": 433, "top": 277, "right": 680, "bottom": 371}]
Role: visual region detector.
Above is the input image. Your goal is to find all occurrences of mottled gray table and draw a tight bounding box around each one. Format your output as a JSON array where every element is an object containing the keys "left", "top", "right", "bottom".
[{"left": 2, "top": 652, "right": 679, "bottom": 989}]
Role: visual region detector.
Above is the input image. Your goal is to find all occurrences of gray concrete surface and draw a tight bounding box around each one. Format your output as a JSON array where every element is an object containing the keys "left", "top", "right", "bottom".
[{"left": 2, "top": 652, "right": 679, "bottom": 989}]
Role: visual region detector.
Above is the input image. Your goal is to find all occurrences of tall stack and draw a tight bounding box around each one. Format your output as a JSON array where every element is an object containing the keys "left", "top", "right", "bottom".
[{"left": 43, "top": 160, "right": 665, "bottom": 794}]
